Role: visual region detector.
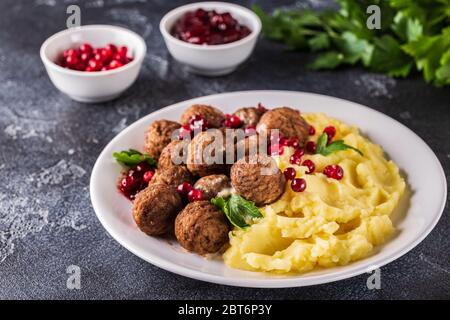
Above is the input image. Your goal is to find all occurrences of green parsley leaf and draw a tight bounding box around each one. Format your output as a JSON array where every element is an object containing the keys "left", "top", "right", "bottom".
[
  {"left": 370, "top": 35, "right": 413, "bottom": 77},
  {"left": 392, "top": 12, "right": 423, "bottom": 42},
  {"left": 253, "top": 1, "right": 450, "bottom": 87},
  {"left": 403, "top": 26, "right": 450, "bottom": 84},
  {"left": 441, "top": 49, "right": 450, "bottom": 65},
  {"left": 210, "top": 196, "right": 228, "bottom": 212},
  {"left": 309, "top": 51, "right": 345, "bottom": 70},
  {"left": 308, "top": 33, "right": 331, "bottom": 52},
  {"left": 113, "top": 149, "right": 157, "bottom": 167},
  {"left": 334, "top": 32, "right": 374, "bottom": 65},
  {"left": 323, "top": 140, "right": 363, "bottom": 156},
  {"left": 252, "top": 5, "right": 284, "bottom": 41},
  {"left": 211, "top": 195, "right": 263, "bottom": 229},
  {"left": 435, "top": 63, "right": 450, "bottom": 85},
  {"left": 315, "top": 132, "right": 329, "bottom": 154},
  {"left": 315, "top": 133, "right": 363, "bottom": 156}
]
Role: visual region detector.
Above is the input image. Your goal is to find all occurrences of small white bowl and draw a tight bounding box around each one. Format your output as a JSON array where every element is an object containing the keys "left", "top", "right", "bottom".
[
  {"left": 160, "top": 2, "right": 261, "bottom": 76},
  {"left": 40, "top": 25, "right": 146, "bottom": 103}
]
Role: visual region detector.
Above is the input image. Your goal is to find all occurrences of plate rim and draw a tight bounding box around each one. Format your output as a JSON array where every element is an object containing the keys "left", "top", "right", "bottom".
[{"left": 90, "top": 90, "right": 447, "bottom": 288}]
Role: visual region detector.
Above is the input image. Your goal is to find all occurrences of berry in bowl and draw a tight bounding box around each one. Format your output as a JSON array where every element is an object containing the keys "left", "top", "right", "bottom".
[
  {"left": 40, "top": 25, "right": 146, "bottom": 103},
  {"left": 170, "top": 8, "right": 252, "bottom": 45},
  {"left": 58, "top": 43, "right": 134, "bottom": 72},
  {"left": 160, "top": 2, "right": 261, "bottom": 76}
]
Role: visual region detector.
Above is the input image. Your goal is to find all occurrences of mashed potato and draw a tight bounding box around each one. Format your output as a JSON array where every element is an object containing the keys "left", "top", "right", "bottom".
[{"left": 223, "top": 113, "right": 406, "bottom": 273}]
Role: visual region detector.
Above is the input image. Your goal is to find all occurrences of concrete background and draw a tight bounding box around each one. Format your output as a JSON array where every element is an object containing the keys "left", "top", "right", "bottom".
[{"left": 0, "top": 0, "right": 448, "bottom": 299}]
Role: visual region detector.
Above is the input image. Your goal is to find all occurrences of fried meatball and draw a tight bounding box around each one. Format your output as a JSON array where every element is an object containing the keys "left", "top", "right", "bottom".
[
  {"left": 187, "top": 129, "right": 226, "bottom": 177},
  {"left": 194, "top": 174, "right": 231, "bottom": 200},
  {"left": 144, "top": 120, "right": 181, "bottom": 159},
  {"left": 158, "top": 140, "right": 189, "bottom": 169},
  {"left": 233, "top": 107, "right": 263, "bottom": 127},
  {"left": 230, "top": 154, "right": 285, "bottom": 206},
  {"left": 132, "top": 183, "right": 182, "bottom": 236},
  {"left": 180, "top": 104, "right": 226, "bottom": 128},
  {"left": 175, "top": 201, "right": 230, "bottom": 255},
  {"left": 256, "top": 107, "right": 310, "bottom": 146},
  {"left": 151, "top": 165, "right": 195, "bottom": 188}
]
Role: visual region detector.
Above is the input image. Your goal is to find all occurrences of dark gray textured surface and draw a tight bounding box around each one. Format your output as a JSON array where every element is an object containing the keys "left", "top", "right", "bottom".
[{"left": 0, "top": 0, "right": 449, "bottom": 300}]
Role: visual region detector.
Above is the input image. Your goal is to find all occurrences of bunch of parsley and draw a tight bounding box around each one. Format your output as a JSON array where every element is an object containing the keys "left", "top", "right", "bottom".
[{"left": 253, "top": 0, "right": 450, "bottom": 86}]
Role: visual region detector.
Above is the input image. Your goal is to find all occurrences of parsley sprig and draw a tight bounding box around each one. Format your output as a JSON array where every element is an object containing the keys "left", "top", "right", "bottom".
[
  {"left": 113, "top": 149, "right": 157, "bottom": 167},
  {"left": 253, "top": 0, "right": 450, "bottom": 86},
  {"left": 211, "top": 195, "right": 263, "bottom": 229},
  {"left": 316, "top": 133, "right": 363, "bottom": 156}
]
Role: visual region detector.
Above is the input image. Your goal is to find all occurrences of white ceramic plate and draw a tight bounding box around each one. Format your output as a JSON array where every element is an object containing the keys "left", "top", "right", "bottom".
[{"left": 90, "top": 90, "right": 447, "bottom": 288}]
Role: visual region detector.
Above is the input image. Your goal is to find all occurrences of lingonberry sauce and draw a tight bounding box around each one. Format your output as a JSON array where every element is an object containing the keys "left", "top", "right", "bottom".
[
  {"left": 291, "top": 178, "right": 307, "bottom": 192},
  {"left": 323, "top": 164, "right": 344, "bottom": 180},
  {"left": 283, "top": 167, "right": 297, "bottom": 180},
  {"left": 118, "top": 161, "right": 155, "bottom": 200},
  {"left": 171, "top": 9, "right": 251, "bottom": 45},
  {"left": 58, "top": 43, "right": 133, "bottom": 72}
]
